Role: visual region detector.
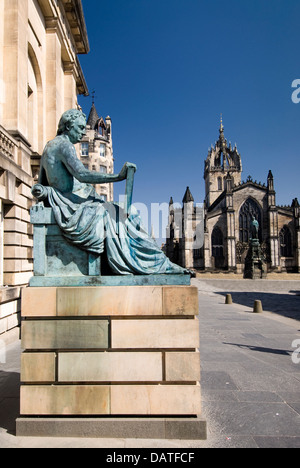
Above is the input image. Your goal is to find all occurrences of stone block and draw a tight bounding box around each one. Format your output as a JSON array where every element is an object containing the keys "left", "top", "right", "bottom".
[
  {"left": 16, "top": 417, "right": 207, "bottom": 440},
  {"left": 21, "top": 320, "right": 109, "bottom": 349},
  {"left": 56, "top": 286, "right": 163, "bottom": 316},
  {"left": 4, "top": 259, "right": 23, "bottom": 272},
  {"left": 110, "top": 385, "right": 201, "bottom": 415},
  {"left": 7, "top": 311, "right": 20, "bottom": 330},
  {"left": 0, "top": 298, "right": 21, "bottom": 319},
  {"left": 165, "top": 352, "right": 201, "bottom": 381},
  {"left": 20, "top": 385, "right": 110, "bottom": 415},
  {"left": 165, "top": 417, "right": 207, "bottom": 440},
  {"left": 21, "top": 287, "right": 56, "bottom": 317},
  {"left": 4, "top": 246, "right": 32, "bottom": 259},
  {"left": 21, "top": 234, "right": 33, "bottom": 247},
  {"left": 4, "top": 271, "right": 32, "bottom": 286},
  {"left": 111, "top": 319, "right": 200, "bottom": 349},
  {"left": 0, "top": 316, "right": 8, "bottom": 334},
  {"left": 21, "top": 353, "right": 56, "bottom": 382},
  {"left": 163, "top": 286, "right": 199, "bottom": 316},
  {"left": 4, "top": 232, "right": 22, "bottom": 245},
  {"left": 58, "top": 352, "right": 163, "bottom": 382},
  {"left": 22, "top": 285, "right": 199, "bottom": 317}
]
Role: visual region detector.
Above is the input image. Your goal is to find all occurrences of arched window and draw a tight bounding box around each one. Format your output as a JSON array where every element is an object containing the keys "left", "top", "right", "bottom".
[
  {"left": 280, "top": 226, "right": 292, "bottom": 257},
  {"left": 28, "top": 44, "right": 43, "bottom": 154},
  {"left": 212, "top": 227, "right": 224, "bottom": 258},
  {"left": 27, "top": 54, "right": 38, "bottom": 152},
  {"left": 239, "top": 198, "right": 262, "bottom": 243}
]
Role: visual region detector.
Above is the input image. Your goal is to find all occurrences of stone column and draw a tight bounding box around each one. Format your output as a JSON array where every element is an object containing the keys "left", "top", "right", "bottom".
[
  {"left": 63, "top": 63, "right": 77, "bottom": 111},
  {"left": 2, "top": 0, "right": 28, "bottom": 135},
  {"left": 203, "top": 230, "right": 211, "bottom": 270},
  {"left": 296, "top": 231, "right": 300, "bottom": 273},
  {"left": 225, "top": 176, "right": 236, "bottom": 270},
  {"left": 267, "top": 172, "right": 280, "bottom": 270},
  {"left": 182, "top": 201, "right": 194, "bottom": 269},
  {"left": 268, "top": 208, "right": 280, "bottom": 269},
  {"left": 226, "top": 210, "right": 236, "bottom": 270},
  {"left": 45, "top": 20, "right": 64, "bottom": 142}
]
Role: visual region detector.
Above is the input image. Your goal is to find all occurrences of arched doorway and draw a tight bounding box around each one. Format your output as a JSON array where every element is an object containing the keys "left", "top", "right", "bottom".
[{"left": 212, "top": 227, "right": 224, "bottom": 269}]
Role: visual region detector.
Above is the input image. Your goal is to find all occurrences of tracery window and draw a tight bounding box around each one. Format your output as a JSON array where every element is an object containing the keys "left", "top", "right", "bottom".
[
  {"left": 239, "top": 198, "right": 262, "bottom": 243},
  {"left": 280, "top": 226, "right": 292, "bottom": 257}
]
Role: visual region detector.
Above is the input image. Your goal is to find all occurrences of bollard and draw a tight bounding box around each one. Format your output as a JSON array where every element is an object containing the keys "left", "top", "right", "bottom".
[
  {"left": 225, "top": 294, "right": 233, "bottom": 305},
  {"left": 253, "top": 300, "right": 263, "bottom": 313}
]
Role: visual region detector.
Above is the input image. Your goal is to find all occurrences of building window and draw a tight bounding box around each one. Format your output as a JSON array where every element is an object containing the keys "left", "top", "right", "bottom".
[
  {"left": 239, "top": 198, "right": 262, "bottom": 243},
  {"left": 100, "top": 165, "right": 107, "bottom": 174},
  {"left": 98, "top": 122, "right": 105, "bottom": 136},
  {"left": 217, "top": 177, "right": 222, "bottom": 191},
  {"left": 100, "top": 144, "right": 106, "bottom": 158},
  {"left": 81, "top": 142, "right": 89, "bottom": 157},
  {"left": 280, "top": 226, "right": 292, "bottom": 257},
  {"left": 212, "top": 227, "right": 224, "bottom": 258}
]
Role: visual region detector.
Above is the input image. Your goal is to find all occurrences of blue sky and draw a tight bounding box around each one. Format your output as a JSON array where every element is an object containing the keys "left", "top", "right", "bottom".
[{"left": 78, "top": 0, "right": 300, "bottom": 239}]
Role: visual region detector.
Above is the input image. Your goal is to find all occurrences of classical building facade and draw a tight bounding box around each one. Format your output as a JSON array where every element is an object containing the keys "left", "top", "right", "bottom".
[
  {"left": 0, "top": 0, "right": 89, "bottom": 339},
  {"left": 78, "top": 102, "right": 114, "bottom": 201},
  {"left": 166, "top": 120, "right": 300, "bottom": 274}
]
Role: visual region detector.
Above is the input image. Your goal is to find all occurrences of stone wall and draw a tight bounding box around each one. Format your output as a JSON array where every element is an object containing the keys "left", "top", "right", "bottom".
[{"left": 0, "top": 0, "right": 89, "bottom": 339}]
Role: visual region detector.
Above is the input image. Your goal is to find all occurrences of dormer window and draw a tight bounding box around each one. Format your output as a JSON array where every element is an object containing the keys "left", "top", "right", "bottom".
[{"left": 97, "top": 117, "right": 106, "bottom": 137}]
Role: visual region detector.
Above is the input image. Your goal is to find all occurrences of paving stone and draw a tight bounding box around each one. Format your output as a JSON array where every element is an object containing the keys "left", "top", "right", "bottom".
[{"left": 1, "top": 278, "right": 300, "bottom": 447}]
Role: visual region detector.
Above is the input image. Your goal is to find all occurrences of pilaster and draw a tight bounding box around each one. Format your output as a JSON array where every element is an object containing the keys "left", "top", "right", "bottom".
[{"left": 2, "top": 0, "right": 29, "bottom": 135}]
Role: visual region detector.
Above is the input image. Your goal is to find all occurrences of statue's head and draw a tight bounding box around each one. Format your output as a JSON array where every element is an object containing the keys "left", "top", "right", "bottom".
[{"left": 57, "top": 109, "right": 87, "bottom": 144}]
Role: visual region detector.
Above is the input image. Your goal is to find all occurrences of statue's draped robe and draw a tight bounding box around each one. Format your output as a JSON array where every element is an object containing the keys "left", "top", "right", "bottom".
[{"left": 43, "top": 184, "right": 185, "bottom": 276}]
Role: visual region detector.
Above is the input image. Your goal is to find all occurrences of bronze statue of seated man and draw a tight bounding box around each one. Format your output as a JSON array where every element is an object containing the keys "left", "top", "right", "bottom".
[{"left": 32, "top": 109, "right": 190, "bottom": 277}]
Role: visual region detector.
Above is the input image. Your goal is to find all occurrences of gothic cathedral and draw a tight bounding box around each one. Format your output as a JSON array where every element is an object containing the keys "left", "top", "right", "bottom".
[{"left": 166, "top": 119, "right": 300, "bottom": 275}]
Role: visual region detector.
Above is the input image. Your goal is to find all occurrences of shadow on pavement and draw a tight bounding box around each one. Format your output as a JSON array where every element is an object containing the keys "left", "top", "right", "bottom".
[
  {"left": 215, "top": 291, "right": 300, "bottom": 322},
  {"left": 223, "top": 342, "right": 292, "bottom": 356},
  {"left": 0, "top": 371, "right": 20, "bottom": 436}
]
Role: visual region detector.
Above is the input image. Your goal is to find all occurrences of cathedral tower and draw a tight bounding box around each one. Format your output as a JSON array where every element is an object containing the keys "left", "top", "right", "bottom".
[{"left": 204, "top": 117, "right": 242, "bottom": 207}]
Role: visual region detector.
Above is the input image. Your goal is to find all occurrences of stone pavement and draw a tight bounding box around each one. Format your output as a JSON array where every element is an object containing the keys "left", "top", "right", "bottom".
[
  {"left": 0, "top": 279, "right": 300, "bottom": 448},
  {"left": 196, "top": 278, "right": 300, "bottom": 448}
]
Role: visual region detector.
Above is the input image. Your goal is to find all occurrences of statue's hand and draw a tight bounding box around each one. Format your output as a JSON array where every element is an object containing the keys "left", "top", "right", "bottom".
[{"left": 119, "top": 162, "right": 137, "bottom": 180}]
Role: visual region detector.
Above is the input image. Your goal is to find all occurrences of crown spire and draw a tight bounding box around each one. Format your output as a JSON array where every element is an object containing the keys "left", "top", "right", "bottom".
[{"left": 220, "top": 113, "right": 224, "bottom": 133}]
